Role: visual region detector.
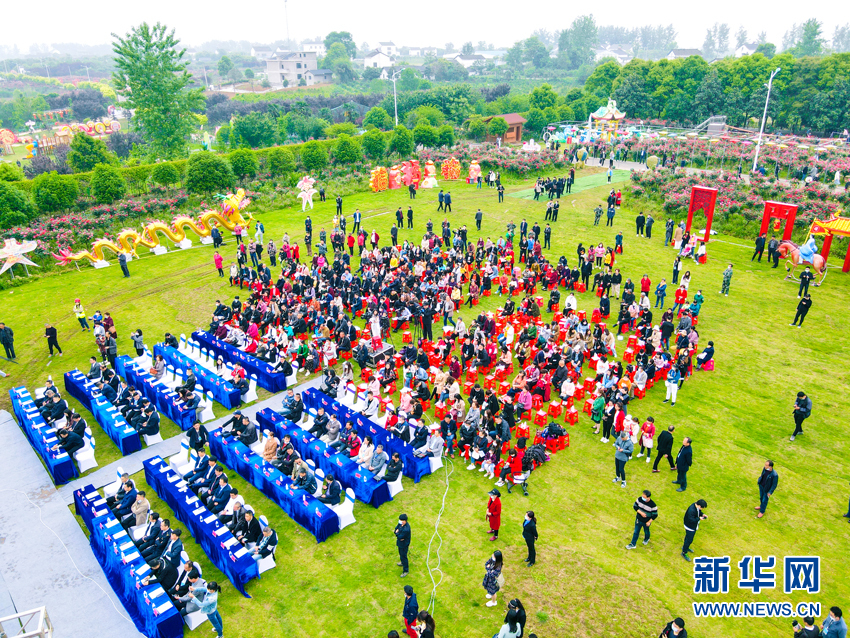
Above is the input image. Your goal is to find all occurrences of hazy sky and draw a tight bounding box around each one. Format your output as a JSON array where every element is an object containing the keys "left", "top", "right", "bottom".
[{"left": 3, "top": 0, "right": 844, "bottom": 52}]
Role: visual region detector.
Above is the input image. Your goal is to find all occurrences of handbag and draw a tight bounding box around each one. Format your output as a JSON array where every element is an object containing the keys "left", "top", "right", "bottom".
[
  {"left": 496, "top": 572, "right": 505, "bottom": 589},
  {"left": 149, "top": 367, "right": 157, "bottom": 375}
]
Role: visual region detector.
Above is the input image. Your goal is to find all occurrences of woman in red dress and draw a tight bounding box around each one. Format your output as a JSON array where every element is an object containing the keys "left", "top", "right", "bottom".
[{"left": 486, "top": 488, "right": 502, "bottom": 541}]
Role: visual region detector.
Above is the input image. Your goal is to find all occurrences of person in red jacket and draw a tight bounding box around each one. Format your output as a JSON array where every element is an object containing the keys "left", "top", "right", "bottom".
[
  {"left": 671, "top": 285, "right": 688, "bottom": 314},
  {"left": 346, "top": 233, "right": 355, "bottom": 255},
  {"left": 640, "top": 275, "right": 651, "bottom": 295},
  {"left": 495, "top": 448, "right": 525, "bottom": 487},
  {"left": 486, "top": 489, "right": 502, "bottom": 540}
]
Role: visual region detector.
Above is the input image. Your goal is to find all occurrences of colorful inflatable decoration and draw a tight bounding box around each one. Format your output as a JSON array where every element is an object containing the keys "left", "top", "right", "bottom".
[
  {"left": 400, "top": 160, "right": 421, "bottom": 188},
  {"left": 465, "top": 160, "right": 480, "bottom": 182},
  {"left": 0, "top": 129, "right": 19, "bottom": 145},
  {"left": 590, "top": 99, "right": 626, "bottom": 142},
  {"left": 296, "top": 175, "right": 318, "bottom": 211},
  {"left": 58, "top": 120, "right": 122, "bottom": 137},
  {"left": 811, "top": 213, "right": 850, "bottom": 274},
  {"left": 575, "top": 147, "right": 589, "bottom": 163},
  {"left": 0, "top": 239, "right": 40, "bottom": 276},
  {"left": 441, "top": 157, "right": 461, "bottom": 181},
  {"left": 388, "top": 165, "right": 404, "bottom": 190},
  {"left": 52, "top": 189, "right": 253, "bottom": 265},
  {"left": 522, "top": 138, "right": 542, "bottom": 152},
  {"left": 370, "top": 167, "right": 389, "bottom": 192},
  {"left": 420, "top": 161, "right": 439, "bottom": 189}
]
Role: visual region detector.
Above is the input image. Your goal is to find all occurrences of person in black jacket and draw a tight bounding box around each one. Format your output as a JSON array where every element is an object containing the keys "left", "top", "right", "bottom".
[
  {"left": 672, "top": 437, "right": 692, "bottom": 492},
  {"left": 234, "top": 510, "right": 262, "bottom": 545},
  {"left": 659, "top": 617, "right": 688, "bottom": 637},
  {"left": 384, "top": 453, "right": 403, "bottom": 482},
  {"left": 52, "top": 428, "right": 85, "bottom": 459},
  {"left": 402, "top": 585, "right": 419, "bottom": 637},
  {"left": 522, "top": 510, "right": 538, "bottom": 567},
  {"left": 756, "top": 460, "right": 779, "bottom": 518},
  {"left": 142, "top": 559, "right": 178, "bottom": 592},
  {"left": 752, "top": 233, "right": 766, "bottom": 261},
  {"left": 626, "top": 490, "right": 658, "bottom": 549},
  {"left": 653, "top": 425, "right": 675, "bottom": 472},
  {"left": 394, "top": 513, "right": 411, "bottom": 577},
  {"left": 791, "top": 391, "right": 812, "bottom": 441},
  {"left": 187, "top": 421, "right": 208, "bottom": 452},
  {"left": 681, "top": 499, "right": 708, "bottom": 561},
  {"left": 317, "top": 474, "right": 342, "bottom": 505},
  {"left": 791, "top": 294, "right": 812, "bottom": 327}
]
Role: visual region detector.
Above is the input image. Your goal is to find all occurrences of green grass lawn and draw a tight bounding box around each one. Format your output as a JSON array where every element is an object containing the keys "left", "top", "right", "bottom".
[{"left": 10, "top": 167, "right": 850, "bottom": 638}]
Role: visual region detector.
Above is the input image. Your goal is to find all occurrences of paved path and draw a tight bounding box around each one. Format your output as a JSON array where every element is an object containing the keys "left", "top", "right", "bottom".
[{"left": 508, "top": 169, "right": 633, "bottom": 200}]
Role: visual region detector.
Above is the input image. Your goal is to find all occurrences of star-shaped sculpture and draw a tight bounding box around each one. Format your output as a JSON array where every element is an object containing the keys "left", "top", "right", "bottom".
[{"left": 0, "top": 239, "right": 40, "bottom": 275}]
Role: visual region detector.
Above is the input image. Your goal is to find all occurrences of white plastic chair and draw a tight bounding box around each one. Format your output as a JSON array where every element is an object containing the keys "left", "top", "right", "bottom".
[
  {"left": 179, "top": 334, "right": 188, "bottom": 353},
  {"left": 241, "top": 375, "right": 259, "bottom": 404},
  {"left": 104, "top": 466, "right": 125, "bottom": 498},
  {"left": 255, "top": 515, "right": 277, "bottom": 573},
  {"left": 144, "top": 428, "right": 164, "bottom": 446},
  {"left": 428, "top": 454, "right": 444, "bottom": 473},
  {"left": 130, "top": 514, "right": 150, "bottom": 541},
  {"left": 199, "top": 391, "right": 216, "bottom": 424},
  {"left": 250, "top": 430, "right": 267, "bottom": 456},
  {"left": 331, "top": 487, "right": 356, "bottom": 530},
  {"left": 184, "top": 611, "right": 208, "bottom": 630},
  {"left": 387, "top": 473, "right": 404, "bottom": 498},
  {"left": 168, "top": 439, "right": 192, "bottom": 474},
  {"left": 74, "top": 430, "right": 98, "bottom": 474}
]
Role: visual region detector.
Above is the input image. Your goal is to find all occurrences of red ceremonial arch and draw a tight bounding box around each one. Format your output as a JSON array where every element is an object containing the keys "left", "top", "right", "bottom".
[
  {"left": 759, "top": 201, "right": 798, "bottom": 240},
  {"left": 686, "top": 186, "right": 718, "bottom": 242}
]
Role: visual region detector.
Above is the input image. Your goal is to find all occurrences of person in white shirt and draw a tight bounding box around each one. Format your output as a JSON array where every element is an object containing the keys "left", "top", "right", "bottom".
[
  {"left": 360, "top": 391, "right": 380, "bottom": 417},
  {"left": 560, "top": 378, "right": 575, "bottom": 401},
  {"left": 565, "top": 292, "right": 577, "bottom": 313},
  {"left": 356, "top": 436, "right": 375, "bottom": 468},
  {"left": 218, "top": 489, "right": 245, "bottom": 525}
]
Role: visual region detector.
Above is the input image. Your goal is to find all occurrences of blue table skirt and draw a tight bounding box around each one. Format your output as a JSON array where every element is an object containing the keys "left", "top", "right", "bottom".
[
  {"left": 86, "top": 507, "right": 183, "bottom": 638},
  {"left": 208, "top": 432, "right": 340, "bottom": 543},
  {"left": 9, "top": 387, "right": 77, "bottom": 484},
  {"left": 142, "top": 456, "right": 259, "bottom": 596},
  {"left": 301, "top": 389, "right": 431, "bottom": 483},
  {"left": 153, "top": 344, "right": 241, "bottom": 410},
  {"left": 118, "top": 356, "right": 196, "bottom": 431},
  {"left": 63, "top": 371, "right": 141, "bottom": 455},
  {"left": 192, "top": 330, "right": 288, "bottom": 393},
  {"left": 255, "top": 409, "right": 392, "bottom": 508},
  {"left": 74, "top": 483, "right": 110, "bottom": 532}
]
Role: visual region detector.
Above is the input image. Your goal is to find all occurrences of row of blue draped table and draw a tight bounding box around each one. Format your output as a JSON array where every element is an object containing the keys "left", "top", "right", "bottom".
[
  {"left": 208, "top": 431, "right": 340, "bottom": 543},
  {"left": 9, "top": 387, "right": 77, "bottom": 484},
  {"left": 63, "top": 370, "right": 141, "bottom": 455},
  {"left": 153, "top": 344, "right": 241, "bottom": 410},
  {"left": 255, "top": 408, "right": 392, "bottom": 508},
  {"left": 301, "top": 389, "right": 431, "bottom": 483},
  {"left": 116, "top": 356, "right": 196, "bottom": 431},
  {"left": 73, "top": 484, "right": 183, "bottom": 638},
  {"left": 142, "top": 456, "right": 259, "bottom": 597},
  {"left": 191, "top": 330, "right": 288, "bottom": 393}
]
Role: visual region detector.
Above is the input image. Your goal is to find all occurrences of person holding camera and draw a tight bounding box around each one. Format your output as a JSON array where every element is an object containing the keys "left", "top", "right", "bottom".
[{"left": 793, "top": 616, "right": 821, "bottom": 637}]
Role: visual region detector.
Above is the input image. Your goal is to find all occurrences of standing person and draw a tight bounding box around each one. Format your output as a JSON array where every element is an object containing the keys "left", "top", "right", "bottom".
[
  {"left": 720, "top": 263, "right": 733, "bottom": 296},
  {"left": 790, "top": 391, "right": 812, "bottom": 441},
  {"left": 768, "top": 236, "right": 780, "bottom": 268},
  {"left": 44, "top": 323, "right": 62, "bottom": 357},
  {"left": 646, "top": 213, "right": 654, "bottom": 238},
  {"left": 118, "top": 252, "right": 130, "bottom": 277},
  {"left": 416, "top": 611, "right": 436, "bottom": 638},
  {"left": 254, "top": 220, "right": 264, "bottom": 244},
  {"left": 394, "top": 513, "right": 411, "bottom": 577},
  {"left": 445, "top": 191, "right": 452, "bottom": 213},
  {"left": 791, "top": 294, "right": 812, "bottom": 327},
  {"left": 437, "top": 190, "right": 445, "bottom": 212},
  {"left": 352, "top": 209, "right": 361, "bottom": 233},
  {"left": 672, "top": 437, "right": 692, "bottom": 492},
  {"left": 663, "top": 365, "right": 681, "bottom": 406},
  {"left": 637, "top": 417, "right": 655, "bottom": 463},
  {"left": 193, "top": 581, "right": 223, "bottom": 638},
  {"left": 681, "top": 499, "right": 708, "bottom": 562},
  {"left": 626, "top": 489, "right": 658, "bottom": 549},
  {"left": 335, "top": 195, "right": 343, "bottom": 215},
  {"left": 486, "top": 489, "right": 502, "bottom": 540},
  {"left": 798, "top": 266, "right": 815, "bottom": 298},
  {"left": 613, "top": 430, "right": 633, "bottom": 488},
  {"left": 653, "top": 425, "right": 676, "bottom": 472},
  {"left": 482, "top": 550, "right": 503, "bottom": 607},
  {"left": 543, "top": 224, "right": 551, "bottom": 249},
  {"left": 407, "top": 206, "right": 413, "bottom": 229},
  {"left": 665, "top": 218, "right": 674, "bottom": 246},
  {"left": 402, "top": 585, "right": 419, "bottom": 638},
  {"left": 0, "top": 323, "right": 15, "bottom": 360},
  {"left": 73, "top": 299, "right": 90, "bottom": 331},
  {"left": 821, "top": 607, "right": 847, "bottom": 638},
  {"left": 522, "top": 511, "right": 537, "bottom": 567},
  {"left": 755, "top": 459, "right": 779, "bottom": 518},
  {"left": 752, "top": 234, "right": 766, "bottom": 262},
  {"left": 497, "top": 184, "right": 505, "bottom": 203},
  {"left": 475, "top": 209, "right": 483, "bottom": 231},
  {"left": 636, "top": 212, "right": 645, "bottom": 237}
]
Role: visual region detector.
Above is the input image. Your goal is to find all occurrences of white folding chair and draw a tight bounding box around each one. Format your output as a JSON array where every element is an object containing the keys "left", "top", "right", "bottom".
[
  {"left": 199, "top": 391, "right": 216, "bottom": 424},
  {"left": 130, "top": 514, "right": 150, "bottom": 541},
  {"left": 104, "top": 466, "right": 125, "bottom": 498},
  {"left": 184, "top": 611, "right": 208, "bottom": 630},
  {"left": 331, "top": 487, "right": 356, "bottom": 530},
  {"left": 241, "top": 375, "right": 259, "bottom": 404},
  {"left": 179, "top": 334, "right": 188, "bottom": 353},
  {"left": 428, "top": 454, "right": 444, "bottom": 473},
  {"left": 74, "top": 430, "right": 98, "bottom": 474},
  {"left": 199, "top": 348, "right": 209, "bottom": 365},
  {"left": 387, "top": 473, "right": 404, "bottom": 498},
  {"left": 249, "top": 429, "right": 267, "bottom": 456},
  {"left": 168, "top": 439, "right": 192, "bottom": 474},
  {"left": 144, "top": 430, "right": 164, "bottom": 446},
  {"left": 314, "top": 468, "right": 325, "bottom": 482}
]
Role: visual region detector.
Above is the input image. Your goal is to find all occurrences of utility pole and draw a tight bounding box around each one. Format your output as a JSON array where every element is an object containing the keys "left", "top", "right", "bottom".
[
  {"left": 391, "top": 70, "right": 401, "bottom": 126},
  {"left": 85, "top": 66, "right": 91, "bottom": 82},
  {"left": 203, "top": 66, "right": 209, "bottom": 88},
  {"left": 284, "top": 0, "right": 290, "bottom": 47},
  {"left": 753, "top": 67, "right": 781, "bottom": 173}
]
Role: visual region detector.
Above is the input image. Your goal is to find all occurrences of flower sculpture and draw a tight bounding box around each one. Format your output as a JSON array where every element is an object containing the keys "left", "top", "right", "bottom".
[
  {"left": 296, "top": 175, "right": 318, "bottom": 211},
  {"left": 370, "top": 167, "right": 389, "bottom": 192},
  {"left": 442, "top": 157, "right": 461, "bottom": 181},
  {"left": 420, "top": 161, "right": 439, "bottom": 188},
  {"left": 0, "top": 239, "right": 40, "bottom": 275}
]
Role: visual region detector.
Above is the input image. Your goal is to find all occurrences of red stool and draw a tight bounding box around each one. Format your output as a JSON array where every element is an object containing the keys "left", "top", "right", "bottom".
[
  {"left": 341, "top": 351, "right": 352, "bottom": 360},
  {"left": 435, "top": 403, "right": 448, "bottom": 419},
  {"left": 361, "top": 368, "right": 373, "bottom": 382},
  {"left": 534, "top": 409, "right": 547, "bottom": 426},
  {"left": 634, "top": 387, "right": 646, "bottom": 399},
  {"left": 692, "top": 316, "right": 699, "bottom": 327},
  {"left": 402, "top": 331, "right": 412, "bottom": 344},
  {"left": 466, "top": 370, "right": 479, "bottom": 383},
  {"left": 387, "top": 382, "right": 397, "bottom": 395},
  {"left": 564, "top": 396, "right": 574, "bottom": 409},
  {"left": 553, "top": 312, "right": 563, "bottom": 323},
  {"left": 421, "top": 400, "right": 431, "bottom": 412},
  {"left": 591, "top": 309, "right": 601, "bottom": 324},
  {"left": 532, "top": 395, "right": 543, "bottom": 410},
  {"left": 463, "top": 380, "right": 474, "bottom": 395},
  {"left": 573, "top": 387, "right": 585, "bottom": 401},
  {"left": 379, "top": 397, "right": 390, "bottom": 412},
  {"left": 498, "top": 381, "right": 510, "bottom": 395},
  {"left": 598, "top": 322, "right": 606, "bottom": 332},
  {"left": 483, "top": 289, "right": 491, "bottom": 296},
  {"left": 583, "top": 398, "right": 594, "bottom": 415},
  {"left": 402, "top": 322, "right": 410, "bottom": 330},
  {"left": 623, "top": 348, "right": 635, "bottom": 363},
  {"left": 583, "top": 377, "right": 595, "bottom": 392},
  {"left": 589, "top": 357, "right": 598, "bottom": 370},
  {"left": 627, "top": 335, "right": 638, "bottom": 349},
  {"left": 495, "top": 368, "right": 508, "bottom": 381},
  {"left": 547, "top": 400, "right": 562, "bottom": 418},
  {"left": 484, "top": 375, "right": 496, "bottom": 390},
  {"left": 575, "top": 282, "right": 586, "bottom": 293},
  {"left": 565, "top": 406, "right": 579, "bottom": 424},
  {"left": 326, "top": 358, "right": 337, "bottom": 367}
]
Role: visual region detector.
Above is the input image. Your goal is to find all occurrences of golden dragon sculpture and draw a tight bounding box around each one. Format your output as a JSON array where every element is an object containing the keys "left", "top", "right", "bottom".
[{"left": 52, "top": 189, "right": 253, "bottom": 265}]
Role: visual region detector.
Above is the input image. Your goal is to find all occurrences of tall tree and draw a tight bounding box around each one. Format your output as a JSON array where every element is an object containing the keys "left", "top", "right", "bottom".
[
  {"left": 112, "top": 23, "right": 204, "bottom": 158},
  {"left": 461, "top": 42, "right": 475, "bottom": 56},
  {"left": 797, "top": 19, "right": 825, "bottom": 57},
  {"left": 523, "top": 36, "right": 550, "bottom": 68},
  {"left": 693, "top": 68, "right": 725, "bottom": 119},
  {"left": 558, "top": 15, "right": 598, "bottom": 70},
  {"left": 834, "top": 24, "right": 850, "bottom": 53},
  {"left": 324, "top": 31, "right": 356, "bottom": 59},
  {"left": 735, "top": 27, "right": 748, "bottom": 49},
  {"left": 612, "top": 74, "right": 650, "bottom": 119},
  {"left": 323, "top": 42, "right": 356, "bottom": 83},
  {"left": 217, "top": 55, "right": 234, "bottom": 77}
]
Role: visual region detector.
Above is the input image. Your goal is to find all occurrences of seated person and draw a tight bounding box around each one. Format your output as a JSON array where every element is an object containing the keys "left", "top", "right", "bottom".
[
  {"left": 135, "top": 406, "right": 161, "bottom": 437},
  {"left": 51, "top": 428, "right": 85, "bottom": 459},
  {"left": 235, "top": 416, "right": 258, "bottom": 446},
  {"left": 354, "top": 435, "right": 375, "bottom": 467},
  {"left": 367, "top": 443, "right": 389, "bottom": 475},
  {"left": 34, "top": 381, "right": 59, "bottom": 408},
  {"left": 383, "top": 452, "right": 403, "bottom": 482},
  {"left": 415, "top": 427, "right": 444, "bottom": 458},
  {"left": 140, "top": 520, "right": 171, "bottom": 561},
  {"left": 142, "top": 559, "right": 178, "bottom": 593},
  {"left": 217, "top": 489, "right": 244, "bottom": 525},
  {"left": 234, "top": 510, "right": 262, "bottom": 545},
  {"left": 316, "top": 473, "right": 342, "bottom": 505},
  {"left": 85, "top": 356, "right": 102, "bottom": 381},
  {"left": 175, "top": 369, "right": 196, "bottom": 396},
  {"left": 320, "top": 416, "right": 341, "bottom": 445},
  {"left": 292, "top": 467, "right": 318, "bottom": 494},
  {"left": 205, "top": 476, "right": 233, "bottom": 514},
  {"left": 163, "top": 333, "right": 179, "bottom": 350},
  {"left": 40, "top": 393, "right": 68, "bottom": 425},
  {"left": 307, "top": 407, "right": 329, "bottom": 438},
  {"left": 331, "top": 422, "right": 360, "bottom": 454},
  {"left": 174, "top": 572, "right": 206, "bottom": 615},
  {"left": 251, "top": 526, "right": 278, "bottom": 562}
]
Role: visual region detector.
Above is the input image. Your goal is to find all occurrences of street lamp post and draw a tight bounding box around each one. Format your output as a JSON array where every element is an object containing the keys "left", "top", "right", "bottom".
[
  {"left": 752, "top": 67, "right": 781, "bottom": 173},
  {"left": 84, "top": 66, "right": 91, "bottom": 82},
  {"left": 390, "top": 70, "right": 402, "bottom": 126}
]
